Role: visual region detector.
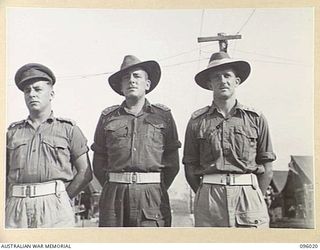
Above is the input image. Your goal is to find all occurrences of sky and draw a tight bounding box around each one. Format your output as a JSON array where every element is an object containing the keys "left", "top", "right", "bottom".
[{"left": 6, "top": 8, "right": 314, "bottom": 198}]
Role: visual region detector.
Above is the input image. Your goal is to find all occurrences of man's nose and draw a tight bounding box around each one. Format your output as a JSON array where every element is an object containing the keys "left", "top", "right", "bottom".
[
  {"left": 128, "top": 74, "right": 136, "bottom": 84},
  {"left": 129, "top": 74, "right": 135, "bottom": 81}
]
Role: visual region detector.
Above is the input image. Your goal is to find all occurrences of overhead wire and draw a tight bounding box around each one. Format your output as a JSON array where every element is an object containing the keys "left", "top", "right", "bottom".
[
  {"left": 6, "top": 9, "right": 310, "bottom": 85},
  {"left": 236, "top": 9, "right": 256, "bottom": 35},
  {"left": 197, "top": 9, "right": 206, "bottom": 71},
  {"left": 232, "top": 9, "right": 256, "bottom": 56}
]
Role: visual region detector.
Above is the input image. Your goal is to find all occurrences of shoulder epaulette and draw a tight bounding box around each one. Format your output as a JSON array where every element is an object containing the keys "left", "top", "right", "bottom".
[
  {"left": 191, "top": 106, "right": 210, "bottom": 119},
  {"left": 56, "top": 117, "right": 76, "bottom": 126},
  {"left": 152, "top": 103, "right": 171, "bottom": 111},
  {"left": 102, "top": 105, "right": 120, "bottom": 116},
  {"left": 8, "top": 120, "right": 25, "bottom": 130},
  {"left": 242, "top": 105, "right": 261, "bottom": 116}
]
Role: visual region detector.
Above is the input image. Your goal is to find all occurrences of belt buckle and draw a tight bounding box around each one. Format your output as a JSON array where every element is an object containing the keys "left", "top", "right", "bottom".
[
  {"left": 25, "top": 185, "right": 31, "bottom": 197},
  {"left": 226, "top": 174, "right": 231, "bottom": 185},
  {"left": 131, "top": 173, "right": 137, "bottom": 183}
]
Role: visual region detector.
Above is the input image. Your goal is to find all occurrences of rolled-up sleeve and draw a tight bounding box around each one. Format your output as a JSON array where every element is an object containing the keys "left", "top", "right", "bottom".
[
  {"left": 256, "top": 114, "right": 276, "bottom": 164},
  {"left": 91, "top": 114, "right": 108, "bottom": 155},
  {"left": 164, "top": 111, "right": 181, "bottom": 151},
  {"left": 70, "top": 125, "right": 89, "bottom": 161}
]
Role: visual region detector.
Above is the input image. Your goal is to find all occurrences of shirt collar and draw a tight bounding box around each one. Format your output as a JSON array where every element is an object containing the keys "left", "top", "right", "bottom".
[
  {"left": 25, "top": 111, "right": 55, "bottom": 125},
  {"left": 209, "top": 100, "right": 244, "bottom": 115},
  {"left": 119, "top": 99, "right": 153, "bottom": 115}
]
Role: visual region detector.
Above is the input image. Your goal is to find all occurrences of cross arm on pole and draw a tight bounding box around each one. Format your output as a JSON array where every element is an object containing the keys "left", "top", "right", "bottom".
[{"left": 197, "top": 33, "right": 242, "bottom": 53}]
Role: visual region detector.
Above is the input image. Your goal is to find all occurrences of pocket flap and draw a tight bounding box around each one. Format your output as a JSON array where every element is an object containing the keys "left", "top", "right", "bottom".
[
  {"left": 234, "top": 127, "right": 257, "bottom": 139},
  {"left": 236, "top": 212, "right": 269, "bottom": 227},
  {"left": 144, "top": 117, "right": 165, "bottom": 129},
  {"left": 7, "top": 140, "right": 28, "bottom": 150},
  {"left": 42, "top": 137, "right": 68, "bottom": 149},
  {"left": 105, "top": 120, "right": 128, "bottom": 131},
  {"left": 142, "top": 208, "right": 165, "bottom": 220}
]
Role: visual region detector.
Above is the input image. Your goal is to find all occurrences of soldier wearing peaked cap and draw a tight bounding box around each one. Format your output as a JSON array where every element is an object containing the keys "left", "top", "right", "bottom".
[
  {"left": 91, "top": 55, "right": 181, "bottom": 227},
  {"left": 6, "top": 63, "right": 93, "bottom": 228},
  {"left": 183, "top": 52, "right": 276, "bottom": 227}
]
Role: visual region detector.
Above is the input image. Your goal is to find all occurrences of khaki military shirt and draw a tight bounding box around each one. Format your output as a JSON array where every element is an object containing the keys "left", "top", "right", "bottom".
[
  {"left": 183, "top": 101, "right": 276, "bottom": 175},
  {"left": 91, "top": 99, "right": 181, "bottom": 173},
  {"left": 6, "top": 112, "right": 89, "bottom": 184}
]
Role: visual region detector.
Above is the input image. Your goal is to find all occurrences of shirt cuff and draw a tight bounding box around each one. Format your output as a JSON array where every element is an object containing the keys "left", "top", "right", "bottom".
[
  {"left": 165, "top": 140, "right": 182, "bottom": 151},
  {"left": 72, "top": 145, "right": 89, "bottom": 161},
  {"left": 256, "top": 152, "right": 276, "bottom": 164}
]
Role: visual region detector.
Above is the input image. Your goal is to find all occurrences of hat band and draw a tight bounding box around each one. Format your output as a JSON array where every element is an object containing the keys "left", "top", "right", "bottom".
[{"left": 207, "top": 58, "right": 237, "bottom": 68}]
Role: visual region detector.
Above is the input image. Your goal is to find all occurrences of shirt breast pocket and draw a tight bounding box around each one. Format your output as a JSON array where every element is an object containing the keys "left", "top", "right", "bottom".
[
  {"left": 144, "top": 118, "right": 165, "bottom": 148},
  {"left": 105, "top": 120, "right": 129, "bottom": 148},
  {"left": 42, "top": 137, "right": 70, "bottom": 168},
  {"left": 7, "top": 140, "right": 28, "bottom": 181},
  {"left": 234, "top": 127, "right": 258, "bottom": 162},
  {"left": 197, "top": 128, "right": 220, "bottom": 161}
]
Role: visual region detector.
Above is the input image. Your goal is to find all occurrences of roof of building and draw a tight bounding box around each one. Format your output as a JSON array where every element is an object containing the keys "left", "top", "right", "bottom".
[
  {"left": 290, "top": 155, "right": 313, "bottom": 183},
  {"left": 271, "top": 170, "right": 289, "bottom": 193}
]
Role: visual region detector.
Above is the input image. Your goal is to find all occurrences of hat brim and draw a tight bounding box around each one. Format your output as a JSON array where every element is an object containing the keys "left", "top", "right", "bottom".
[
  {"left": 195, "top": 60, "right": 251, "bottom": 90},
  {"left": 108, "top": 60, "right": 161, "bottom": 96},
  {"left": 17, "top": 76, "right": 54, "bottom": 91}
]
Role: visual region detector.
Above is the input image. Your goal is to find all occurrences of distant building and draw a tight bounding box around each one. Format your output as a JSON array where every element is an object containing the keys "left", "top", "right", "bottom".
[
  {"left": 268, "top": 170, "right": 289, "bottom": 221},
  {"left": 269, "top": 155, "right": 314, "bottom": 228},
  {"left": 75, "top": 176, "right": 102, "bottom": 220}
]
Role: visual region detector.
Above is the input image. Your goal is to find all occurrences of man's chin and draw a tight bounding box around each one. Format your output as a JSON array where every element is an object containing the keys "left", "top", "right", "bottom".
[
  {"left": 125, "top": 93, "right": 139, "bottom": 99},
  {"left": 27, "top": 106, "right": 40, "bottom": 112}
]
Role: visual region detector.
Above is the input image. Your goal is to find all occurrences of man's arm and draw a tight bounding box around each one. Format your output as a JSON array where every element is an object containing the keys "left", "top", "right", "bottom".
[
  {"left": 161, "top": 111, "right": 181, "bottom": 190},
  {"left": 66, "top": 153, "right": 93, "bottom": 199},
  {"left": 255, "top": 114, "right": 276, "bottom": 196},
  {"left": 257, "top": 162, "right": 273, "bottom": 195},
  {"left": 93, "top": 153, "right": 108, "bottom": 186},
  {"left": 162, "top": 149, "right": 179, "bottom": 190},
  {"left": 184, "top": 164, "right": 201, "bottom": 193}
]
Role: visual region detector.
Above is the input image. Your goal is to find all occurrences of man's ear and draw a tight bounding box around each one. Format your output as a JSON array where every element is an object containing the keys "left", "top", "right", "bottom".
[
  {"left": 145, "top": 79, "right": 151, "bottom": 91},
  {"left": 50, "top": 90, "right": 55, "bottom": 101},
  {"left": 235, "top": 77, "right": 241, "bottom": 86}
]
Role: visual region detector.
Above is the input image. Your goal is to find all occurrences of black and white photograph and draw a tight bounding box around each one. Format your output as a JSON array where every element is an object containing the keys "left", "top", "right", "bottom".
[{"left": 3, "top": 3, "right": 316, "bottom": 242}]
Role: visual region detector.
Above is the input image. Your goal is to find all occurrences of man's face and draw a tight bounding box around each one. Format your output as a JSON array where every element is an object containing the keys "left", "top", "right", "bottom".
[
  {"left": 120, "top": 68, "right": 151, "bottom": 99},
  {"left": 208, "top": 68, "right": 240, "bottom": 100},
  {"left": 23, "top": 80, "right": 54, "bottom": 113}
]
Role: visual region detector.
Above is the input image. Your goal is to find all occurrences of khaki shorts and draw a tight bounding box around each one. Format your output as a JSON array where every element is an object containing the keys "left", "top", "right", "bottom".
[
  {"left": 5, "top": 191, "right": 75, "bottom": 228},
  {"left": 194, "top": 184, "right": 269, "bottom": 227}
]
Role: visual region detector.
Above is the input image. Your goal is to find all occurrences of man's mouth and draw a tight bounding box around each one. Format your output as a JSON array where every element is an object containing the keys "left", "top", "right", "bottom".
[
  {"left": 127, "top": 87, "right": 137, "bottom": 91},
  {"left": 29, "top": 101, "right": 39, "bottom": 105}
]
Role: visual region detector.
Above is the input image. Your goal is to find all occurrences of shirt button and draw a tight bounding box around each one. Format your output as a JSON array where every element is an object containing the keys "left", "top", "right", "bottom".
[
  {"left": 133, "top": 148, "right": 137, "bottom": 151},
  {"left": 32, "top": 149, "right": 36, "bottom": 152}
]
